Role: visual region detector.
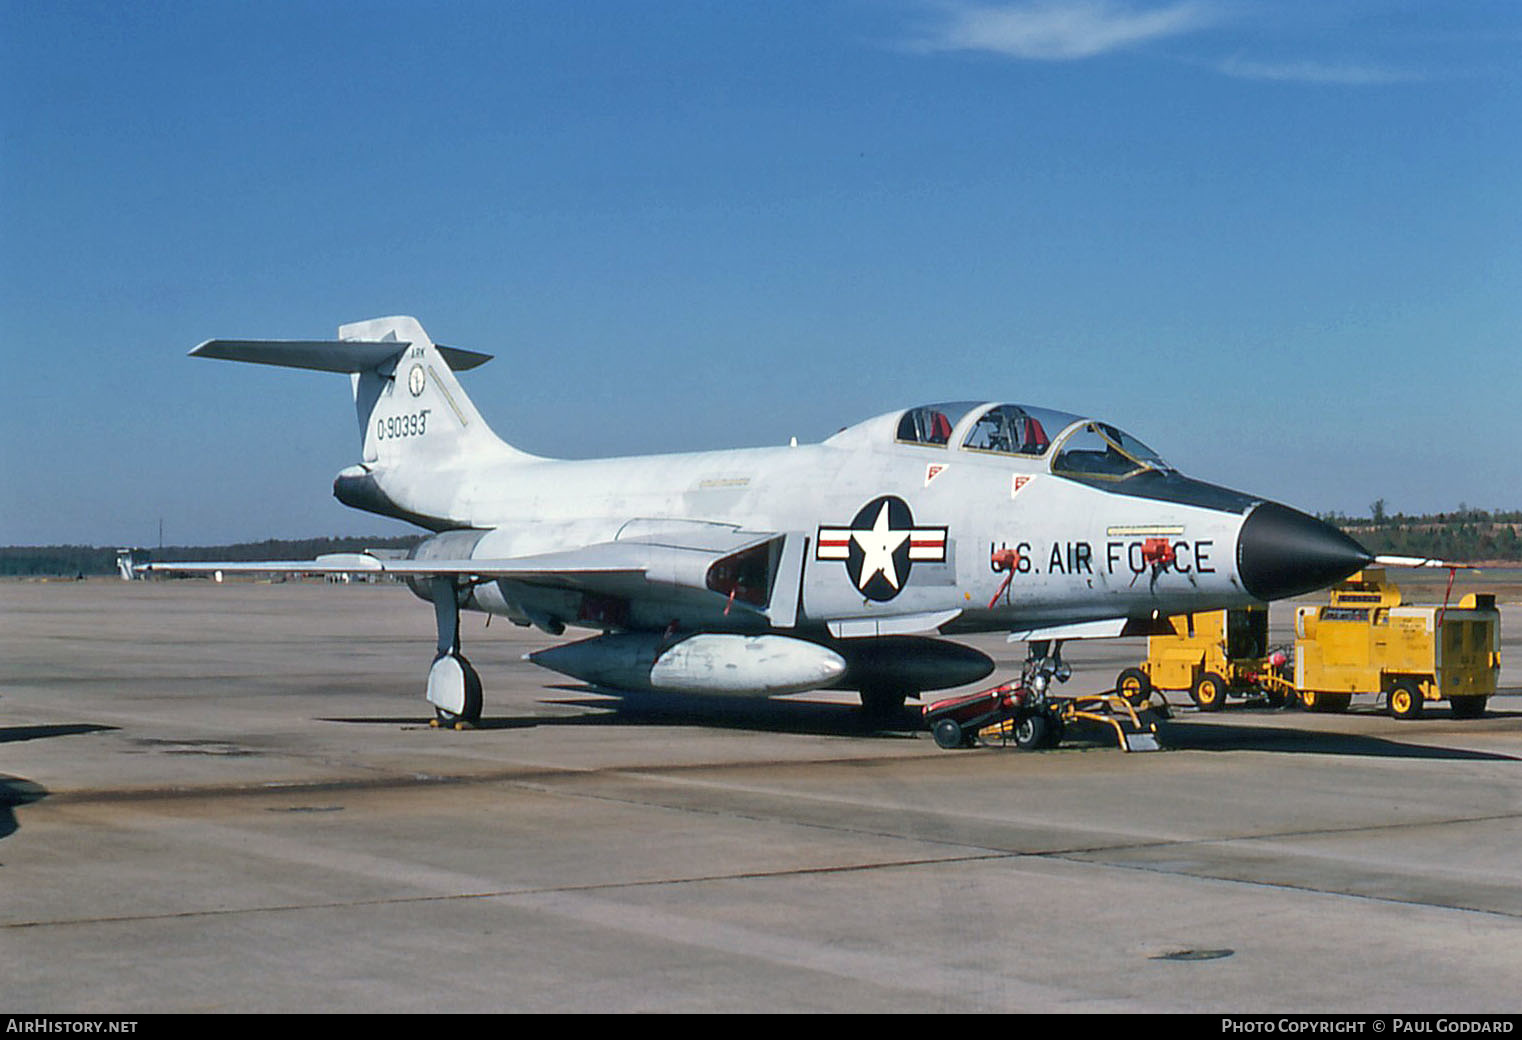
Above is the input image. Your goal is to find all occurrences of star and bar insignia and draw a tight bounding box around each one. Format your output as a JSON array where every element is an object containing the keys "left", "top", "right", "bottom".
[{"left": 816, "top": 495, "right": 948, "bottom": 601}]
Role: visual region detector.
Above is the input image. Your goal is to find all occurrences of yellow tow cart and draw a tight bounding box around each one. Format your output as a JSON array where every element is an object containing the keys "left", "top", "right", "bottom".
[
  {"left": 1288, "top": 569, "right": 1499, "bottom": 719},
  {"left": 1116, "top": 606, "right": 1277, "bottom": 711}
]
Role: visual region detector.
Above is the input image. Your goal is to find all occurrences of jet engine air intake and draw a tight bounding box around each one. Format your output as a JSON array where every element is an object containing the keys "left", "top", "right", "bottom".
[{"left": 705, "top": 540, "right": 779, "bottom": 608}]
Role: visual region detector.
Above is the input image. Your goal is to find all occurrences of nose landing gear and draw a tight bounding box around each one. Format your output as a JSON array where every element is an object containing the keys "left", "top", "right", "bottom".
[{"left": 923, "top": 641, "right": 1164, "bottom": 753}]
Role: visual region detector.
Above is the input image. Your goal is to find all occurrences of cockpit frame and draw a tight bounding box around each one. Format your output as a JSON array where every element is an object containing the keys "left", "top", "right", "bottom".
[{"left": 887, "top": 401, "right": 1172, "bottom": 484}]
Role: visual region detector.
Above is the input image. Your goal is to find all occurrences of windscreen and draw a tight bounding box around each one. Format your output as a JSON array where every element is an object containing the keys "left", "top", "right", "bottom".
[{"left": 1052, "top": 421, "right": 1172, "bottom": 479}]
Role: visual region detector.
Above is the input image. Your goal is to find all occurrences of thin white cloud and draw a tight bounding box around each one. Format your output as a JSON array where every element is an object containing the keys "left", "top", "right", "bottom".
[
  {"left": 914, "top": 0, "right": 1226, "bottom": 61},
  {"left": 1215, "top": 55, "right": 1422, "bottom": 85}
]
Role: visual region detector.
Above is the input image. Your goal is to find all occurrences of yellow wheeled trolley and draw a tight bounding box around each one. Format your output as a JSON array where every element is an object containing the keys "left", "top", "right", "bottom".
[
  {"left": 1289, "top": 569, "right": 1500, "bottom": 719},
  {"left": 1118, "top": 569, "right": 1500, "bottom": 719},
  {"left": 1115, "top": 606, "right": 1276, "bottom": 712}
]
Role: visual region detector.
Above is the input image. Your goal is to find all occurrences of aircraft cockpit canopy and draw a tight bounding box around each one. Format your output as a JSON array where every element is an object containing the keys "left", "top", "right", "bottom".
[
  {"left": 896, "top": 401, "right": 1082, "bottom": 455},
  {"left": 1050, "top": 420, "right": 1173, "bottom": 480},
  {"left": 961, "top": 403, "right": 1076, "bottom": 457},
  {"left": 892, "top": 402, "right": 1170, "bottom": 478},
  {"left": 896, "top": 403, "right": 959, "bottom": 446}
]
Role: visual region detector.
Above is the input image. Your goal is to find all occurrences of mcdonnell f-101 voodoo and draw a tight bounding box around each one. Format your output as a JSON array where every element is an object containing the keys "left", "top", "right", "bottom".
[{"left": 148, "top": 315, "right": 1374, "bottom": 727}]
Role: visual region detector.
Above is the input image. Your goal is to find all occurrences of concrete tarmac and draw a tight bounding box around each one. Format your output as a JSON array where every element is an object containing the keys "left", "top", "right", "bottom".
[{"left": 3, "top": 579, "right": 1520, "bottom": 1013}]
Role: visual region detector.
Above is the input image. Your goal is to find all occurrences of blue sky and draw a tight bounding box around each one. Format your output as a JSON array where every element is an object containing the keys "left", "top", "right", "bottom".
[{"left": 3, "top": 1, "right": 1518, "bottom": 545}]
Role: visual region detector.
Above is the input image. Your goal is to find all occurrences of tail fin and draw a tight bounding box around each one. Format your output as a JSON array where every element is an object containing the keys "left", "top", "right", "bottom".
[
  {"left": 191, "top": 315, "right": 532, "bottom": 468},
  {"left": 336, "top": 316, "right": 526, "bottom": 468},
  {"left": 191, "top": 316, "right": 537, "bottom": 529}
]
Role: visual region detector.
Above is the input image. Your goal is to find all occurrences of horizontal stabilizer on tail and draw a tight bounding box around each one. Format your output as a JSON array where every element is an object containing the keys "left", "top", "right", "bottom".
[{"left": 191, "top": 339, "right": 493, "bottom": 373}]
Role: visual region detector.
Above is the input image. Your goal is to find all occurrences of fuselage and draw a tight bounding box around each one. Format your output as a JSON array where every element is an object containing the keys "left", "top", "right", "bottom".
[
  {"left": 349, "top": 400, "right": 1369, "bottom": 641},
  {"left": 176, "top": 317, "right": 1375, "bottom": 712}
]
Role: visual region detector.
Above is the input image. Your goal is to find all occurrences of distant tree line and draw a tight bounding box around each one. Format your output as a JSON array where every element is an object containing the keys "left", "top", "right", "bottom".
[
  {"left": 1321, "top": 504, "right": 1522, "bottom": 563},
  {"left": 0, "top": 535, "right": 425, "bottom": 577}
]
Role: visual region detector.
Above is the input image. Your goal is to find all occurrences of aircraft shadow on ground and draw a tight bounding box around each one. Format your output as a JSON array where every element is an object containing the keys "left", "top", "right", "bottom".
[
  {"left": 539, "top": 686, "right": 923, "bottom": 738},
  {"left": 0, "top": 728, "right": 107, "bottom": 843},
  {"left": 1162, "top": 718, "right": 1520, "bottom": 761},
  {"left": 317, "top": 715, "right": 539, "bottom": 731},
  {"left": 321, "top": 685, "right": 922, "bottom": 738},
  {"left": 0, "top": 775, "right": 49, "bottom": 842},
  {"left": 319, "top": 695, "right": 1518, "bottom": 756},
  {"left": 0, "top": 723, "right": 117, "bottom": 745}
]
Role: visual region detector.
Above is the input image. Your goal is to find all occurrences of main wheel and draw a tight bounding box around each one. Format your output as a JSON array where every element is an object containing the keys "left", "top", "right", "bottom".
[
  {"left": 1191, "top": 671, "right": 1228, "bottom": 712},
  {"left": 428, "top": 653, "right": 483, "bottom": 728},
  {"left": 1116, "top": 667, "right": 1152, "bottom": 707}
]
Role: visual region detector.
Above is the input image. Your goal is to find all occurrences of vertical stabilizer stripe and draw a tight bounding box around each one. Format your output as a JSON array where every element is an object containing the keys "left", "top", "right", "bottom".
[{"left": 428, "top": 365, "right": 470, "bottom": 428}]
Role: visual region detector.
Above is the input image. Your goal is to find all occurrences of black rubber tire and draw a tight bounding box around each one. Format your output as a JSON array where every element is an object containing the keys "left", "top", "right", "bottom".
[
  {"left": 433, "top": 654, "right": 483, "bottom": 727},
  {"left": 1191, "top": 671, "right": 1228, "bottom": 712},
  {"left": 1299, "top": 690, "right": 1349, "bottom": 713},
  {"left": 1387, "top": 679, "right": 1424, "bottom": 720},
  {"left": 1040, "top": 714, "right": 1066, "bottom": 748},
  {"left": 1013, "top": 713, "right": 1051, "bottom": 750},
  {"left": 1117, "top": 667, "right": 1152, "bottom": 707},
  {"left": 932, "top": 718, "right": 966, "bottom": 750}
]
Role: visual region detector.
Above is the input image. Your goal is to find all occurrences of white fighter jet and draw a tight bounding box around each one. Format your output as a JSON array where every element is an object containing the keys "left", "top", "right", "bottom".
[{"left": 147, "top": 316, "right": 1373, "bottom": 726}]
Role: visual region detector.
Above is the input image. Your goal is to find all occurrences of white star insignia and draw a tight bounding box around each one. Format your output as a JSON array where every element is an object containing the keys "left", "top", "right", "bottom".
[
  {"left": 851, "top": 501, "right": 910, "bottom": 591},
  {"left": 815, "top": 497, "right": 948, "bottom": 602}
]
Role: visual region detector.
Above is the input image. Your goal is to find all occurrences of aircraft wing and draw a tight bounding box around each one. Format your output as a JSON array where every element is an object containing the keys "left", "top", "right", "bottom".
[
  {"left": 140, "top": 528, "right": 785, "bottom": 609},
  {"left": 140, "top": 550, "right": 643, "bottom": 580}
]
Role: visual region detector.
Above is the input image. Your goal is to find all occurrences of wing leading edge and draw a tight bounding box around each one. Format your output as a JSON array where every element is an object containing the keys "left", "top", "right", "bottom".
[{"left": 140, "top": 530, "right": 785, "bottom": 613}]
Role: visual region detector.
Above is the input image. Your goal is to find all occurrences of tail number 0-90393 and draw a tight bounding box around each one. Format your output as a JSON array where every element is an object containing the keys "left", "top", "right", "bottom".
[{"left": 376, "top": 409, "right": 430, "bottom": 440}]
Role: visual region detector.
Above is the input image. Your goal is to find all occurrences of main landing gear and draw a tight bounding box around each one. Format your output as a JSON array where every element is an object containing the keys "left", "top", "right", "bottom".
[{"left": 426, "top": 577, "right": 483, "bottom": 729}]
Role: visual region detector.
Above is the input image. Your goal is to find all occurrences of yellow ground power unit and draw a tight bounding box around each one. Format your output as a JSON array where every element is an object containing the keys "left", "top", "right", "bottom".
[
  {"left": 1115, "top": 606, "right": 1275, "bottom": 711},
  {"left": 1290, "top": 569, "right": 1500, "bottom": 718}
]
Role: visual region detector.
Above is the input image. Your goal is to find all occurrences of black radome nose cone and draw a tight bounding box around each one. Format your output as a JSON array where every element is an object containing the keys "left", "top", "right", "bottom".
[{"left": 1237, "top": 502, "right": 1374, "bottom": 601}]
